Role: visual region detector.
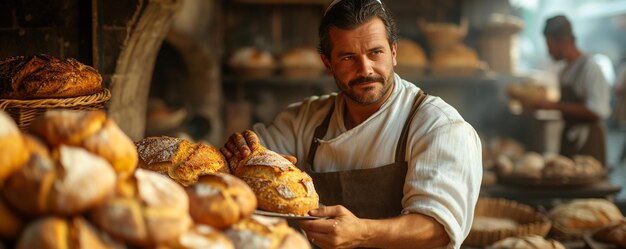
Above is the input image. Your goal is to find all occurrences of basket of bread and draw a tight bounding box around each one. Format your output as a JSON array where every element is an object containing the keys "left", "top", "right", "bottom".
[
  {"left": 548, "top": 199, "right": 624, "bottom": 241},
  {"left": 0, "top": 54, "right": 111, "bottom": 131},
  {"left": 0, "top": 109, "right": 316, "bottom": 248}
]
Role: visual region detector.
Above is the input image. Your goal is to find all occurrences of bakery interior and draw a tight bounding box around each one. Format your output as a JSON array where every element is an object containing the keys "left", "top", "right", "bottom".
[{"left": 1, "top": 0, "right": 626, "bottom": 248}]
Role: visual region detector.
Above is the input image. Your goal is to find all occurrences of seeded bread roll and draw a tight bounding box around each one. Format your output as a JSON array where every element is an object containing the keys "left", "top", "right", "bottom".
[
  {"left": 187, "top": 173, "right": 257, "bottom": 229},
  {"left": 549, "top": 199, "right": 624, "bottom": 238},
  {"left": 487, "top": 235, "right": 565, "bottom": 249},
  {"left": 30, "top": 110, "right": 137, "bottom": 176},
  {"left": 158, "top": 225, "right": 235, "bottom": 249},
  {"left": 2, "top": 144, "right": 116, "bottom": 216},
  {"left": 226, "top": 215, "right": 311, "bottom": 249},
  {"left": 90, "top": 169, "right": 192, "bottom": 247},
  {"left": 136, "top": 136, "right": 230, "bottom": 186},
  {"left": 16, "top": 216, "right": 125, "bottom": 249},
  {"left": 232, "top": 145, "right": 318, "bottom": 215},
  {"left": 593, "top": 219, "right": 626, "bottom": 248},
  {"left": 0, "top": 54, "right": 102, "bottom": 99},
  {"left": 0, "top": 111, "right": 29, "bottom": 182}
]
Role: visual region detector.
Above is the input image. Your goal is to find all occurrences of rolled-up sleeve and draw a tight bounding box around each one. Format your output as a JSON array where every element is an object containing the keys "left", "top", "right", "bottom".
[{"left": 401, "top": 121, "right": 483, "bottom": 249}]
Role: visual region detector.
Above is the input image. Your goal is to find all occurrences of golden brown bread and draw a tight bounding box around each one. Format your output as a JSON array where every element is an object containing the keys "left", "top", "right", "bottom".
[
  {"left": 16, "top": 216, "right": 125, "bottom": 249},
  {"left": 158, "top": 224, "right": 235, "bottom": 249},
  {"left": 225, "top": 215, "right": 311, "bottom": 249},
  {"left": 396, "top": 38, "right": 428, "bottom": 68},
  {"left": 0, "top": 111, "right": 29, "bottom": 182},
  {"left": 90, "top": 168, "right": 192, "bottom": 247},
  {"left": 0, "top": 196, "right": 24, "bottom": 239},
  {"left": 2, "top": 144, "right": 116, "bottom": 216},
  {"left": 487, "top": 235, "right": 565, "bottom": 249},
  {"left": 137, "top": 136, "right": 230, "bottom": 186},
  {"left": 0, "top": 54, "right": 102, "bottom": 99},
  {"left": 187, "top": 173, "right": 257, "bottom": 229},
  {"left": 431, "top": 44, "right": 480, "bottom": 73},
  {"left": 232, "top": 145, "right": 318, "bottom": 215},
  {"left": 30, "top": 110, "right": 137, "bottom": 176},
  {"left": 549, "top": 199, "right": 624, "bottom": 238},
  {"left": 593, "top": 219, "right": 626, "bottom": 248}
]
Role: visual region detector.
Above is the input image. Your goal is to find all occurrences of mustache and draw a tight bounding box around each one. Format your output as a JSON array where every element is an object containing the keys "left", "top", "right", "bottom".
[{"left": 349, "top": 76, "right": 384, "bottom": 87}]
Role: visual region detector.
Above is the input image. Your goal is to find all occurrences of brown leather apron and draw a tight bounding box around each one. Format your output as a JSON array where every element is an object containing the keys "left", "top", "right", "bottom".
[
  {"left": 559, "top": 59, "right": 607, "bottom": 166},
  {"left": 302, "top": 90, "right": 427, "bottom": 219}
]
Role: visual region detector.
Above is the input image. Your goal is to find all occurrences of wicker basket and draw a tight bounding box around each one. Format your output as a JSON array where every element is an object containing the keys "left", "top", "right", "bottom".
[
  {"left": 0, "top": 88, "right": 111, "bottom": 131},
  {"left": 464, "top": 198, "right": 552, "bottom": 247}
]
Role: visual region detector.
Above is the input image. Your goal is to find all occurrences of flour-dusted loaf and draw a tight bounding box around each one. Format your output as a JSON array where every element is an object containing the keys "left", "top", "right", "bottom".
[
  {"left": 226, "top": 215, "right": 310, "bottom": 249},
  {"left": 0, "top": 54, "right": 102, "bottom": 99},
  {"left": 232, "top": 145, "right": 318, "bottom": 215},
  {"left": 158, "top": 224, "right": 235, "bottom": 249},
  {"left": 136, "top": 136, "right": 230, "bottom": 186},
  {"left": 90, "top": 169, "right": 192, "bottom": 246},
  {"left": 487, "top": 235, "right": 565, "bottom": 249},
  {"left": 2, "top": 143, "right": 116, "bottom": 216},
  {"left": 16, "top": 216, "right": 125, "bottom": 249},
  {"left": 593, "top": 219, "right": 626, "bottom": 248},
  {"left": 0, "top": 111, "right": 29, "bottom": 182},
  {"left": 186, "top": 173, "right": 257, "bottom": 229},
  {"left": 30, "top": 110, "right": 137, "bottom": 177},
  {"left": 549, "top": 199, "right": 624, "bottom": 238}
]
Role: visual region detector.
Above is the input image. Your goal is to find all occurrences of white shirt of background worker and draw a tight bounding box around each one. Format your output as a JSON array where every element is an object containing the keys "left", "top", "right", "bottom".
[{"left": 221, "top": 0, "right": 482, "bottom": 248}]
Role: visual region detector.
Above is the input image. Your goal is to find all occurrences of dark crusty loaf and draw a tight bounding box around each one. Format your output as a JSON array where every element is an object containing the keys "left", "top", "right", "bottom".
[
  {"left": 136, "top": 136, "right": 230, "bottom": 186},
  {"left": 0, "top": 54, "right": 102, "bottom": 99}
]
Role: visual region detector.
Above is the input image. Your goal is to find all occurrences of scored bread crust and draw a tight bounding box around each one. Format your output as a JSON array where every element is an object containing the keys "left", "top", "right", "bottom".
[
  {"left": 233, "top": 146, "right": 318, "bottom": 216},
  {"left": 0, "top": 54, "right": 102, "bottom": 99}
]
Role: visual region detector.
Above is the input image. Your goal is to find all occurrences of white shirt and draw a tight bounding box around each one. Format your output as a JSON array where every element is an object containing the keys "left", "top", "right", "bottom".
[
  {"left": 560, "top": 54, "right": 612, "bottom": 119},
  {"left": 253, "top": 73, "right": 483, "bottom": 249}
]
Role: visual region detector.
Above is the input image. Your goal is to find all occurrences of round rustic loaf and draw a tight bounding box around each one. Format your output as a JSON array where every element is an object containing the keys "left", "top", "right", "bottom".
[
  {"left": 16, "top": 216, "right": 124, "bottom": 249},
  {"left": 233, "top": 146, "right": 318, "bottom": 215},
  {"left": 187, "top": 173, "right": 257, "bottom": 229},
  {"left": 487, "top": 235, "right": 565, "bottom": 249},
  {"left": 159, "top": 224, "right": 235, "bottom": 249},
  {"left": 549, "top": 199, "right": 624, "bottom": 238},
  {"left": 91, "top": 168, "right": 192, "bottom": 246},
  {"left": 0, "top": 54, "right": 102, "bottom": 99},
  {"left": 226, "top": 215, "right": 310, "bottom": 249}
]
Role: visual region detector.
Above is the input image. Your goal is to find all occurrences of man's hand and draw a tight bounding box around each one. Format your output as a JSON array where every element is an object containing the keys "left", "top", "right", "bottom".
[
  {"left": 221, "top": 130, "right": 260, "bottom": 162},
  {"left": 297, "top": 205, "right": 369, "bottom": 249}
]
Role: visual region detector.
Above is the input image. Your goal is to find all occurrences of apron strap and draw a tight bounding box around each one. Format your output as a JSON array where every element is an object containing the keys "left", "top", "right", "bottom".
[
  {"left": 307, "top": 90, "right": 428, "bottom": 166},
  {"left": 395, "top": 90, "right": 427, "bottom": 163}
]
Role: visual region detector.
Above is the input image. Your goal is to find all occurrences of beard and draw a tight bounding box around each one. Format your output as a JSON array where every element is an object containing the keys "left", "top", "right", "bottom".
[{"left": 335, "top": 70, "right": 395, "bottom": 105}]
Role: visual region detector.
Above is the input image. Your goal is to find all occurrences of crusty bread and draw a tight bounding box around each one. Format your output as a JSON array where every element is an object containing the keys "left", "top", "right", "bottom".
[
  {"left": 0, "top": 197, "right": 24, "bottom": 239},
  {"left": 16, "top": 216, "right": 125, "bottom": 249},
  {"left": 136, "top": 136, "right": 230, "bottom": 186},
  {"left": 487, "top": 235, "right": 565, "bottom": 249},
  {"left": 549, "top": 199, "right": 624, "bottom": 237},
  {"left": 280, "top": 47, "right": 324, "bottom": 78},
  {"left": 187, "top": 173, "right": 257, "bottom": 229},
  {"left": 232, "top": 145, "right": 318, "bottom": 215},
  {"left": 0, "top": 54, "right": 102, "bottom": 99},
  {"left": 430, "top": 44, "right": 480, "bottom": 75},
  {"left": 226, "top": 215, "right": 311, "bottom": 249},
  {"left": 2, "top": 144, "right": 116, "bottom": 216},
  {"left": 229, "top": 47, "right": 276, "bottom": 78},
  {"left": 91, "top": 168, "right": 192, "bottom": 247},
  {"left": 158, "top": 224, "right": 235, "bottom": 249},
  {"left": 543, "top": 155, "right": 577, "bottom": 177},
  {"left": 29, "top": 110, "right": 137, "bottom": 176},
  {"left": 396, "top": 38, "right": 428, "bottom": 68},
  {"left": 0, "top": 111, "right": 29, "bottom": 182},
  {"left": 593, "top": 219, "right": 626, "bottom": 248}
]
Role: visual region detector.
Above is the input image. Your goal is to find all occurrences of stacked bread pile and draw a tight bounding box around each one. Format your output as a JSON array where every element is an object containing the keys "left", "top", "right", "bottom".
[{"left": 418, "top": 19, "right": 484, "bottom": 76}]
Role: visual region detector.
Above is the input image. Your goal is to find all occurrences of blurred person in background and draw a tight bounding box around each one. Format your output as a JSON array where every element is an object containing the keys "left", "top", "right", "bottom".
[
  {"left": 221, "top": 0, "right": 482, "bottom": 248},
  {"left": 534, "top": 15, "right": 612, "bottom": 166}
]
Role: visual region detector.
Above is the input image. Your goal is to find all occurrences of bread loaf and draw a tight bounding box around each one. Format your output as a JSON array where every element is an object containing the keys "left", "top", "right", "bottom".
[
  {"left": 16, "top": 216, "right": 125, "bottom": 249},
  {"left": 82, "top": 119, "right": 138, "bottom": 177},
  {"left": 136, "top": 136, "right": 230, "bottom": 186},
  {"left": 91, "top": 168, "right": 192, "bottom": 246},
  {"left": 0, "top": 54, "right": 102, "bottom": 99},
  {"left": 232, "top": 145, "right": 318, "bottom": 215},
  {"left": 280, "top": 47, "right": 324, "bottom": 78},
  {"left": 487, "top": 235, "right": 565, "bottom": 249},
  {"left": 593, "top": 219, "right": 626, "bottom": 248},
  {"left": 543, "top": 155, "right": 577, "bottom": 177},
  {"left": 0, "top": 111, "right": 29, "bottom": 182},
  {"left": 0, "top": 197, "right": 24, "bottom": 239},
  {"left": 159, "top": 225, "right": 235, "bottom": 249},
  {"left": 431, "top": 44, "right": 480, "bottom": 71},
  {"left": 2, "top": 144, "right": 116, "bottom": 216},
  {"left": 396, "top": 38, "right": 428, "bottom": 68},
  {"left": 187, "top": 173, "right": 257, "bottom": 229},
  {"left": 549, "top": 199, "right": 624, "bottom": 237},
  {"left": 472, "top": 216, "right": 519, "bottom": 231},
  {"left": 226, "top": 215, "right": 311, "bottom": 249}
]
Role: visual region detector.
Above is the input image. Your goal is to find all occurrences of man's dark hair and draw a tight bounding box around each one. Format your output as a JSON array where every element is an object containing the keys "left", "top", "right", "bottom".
[
  {"left": 318, "top": 0, "right": 398, "bottom": 59},
  {"left": 543, "top": 15, "right": 575, "bottom": 40}
]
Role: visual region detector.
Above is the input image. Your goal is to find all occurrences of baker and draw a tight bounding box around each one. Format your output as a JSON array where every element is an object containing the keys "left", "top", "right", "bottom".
[
  {"left": 222, "top": 0, "right": 482, "bottom": 248},
  {"left": 534, "top": 15, "right": 612, "bottom": 166}
]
